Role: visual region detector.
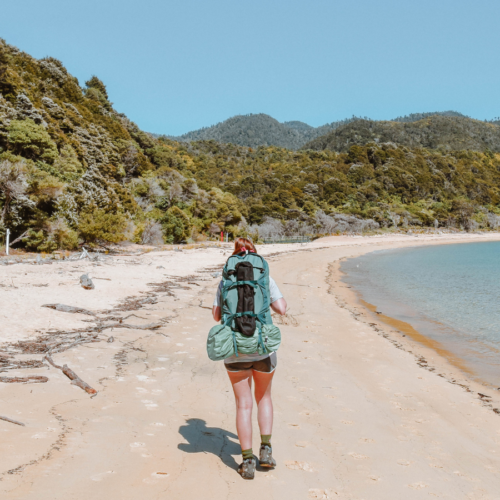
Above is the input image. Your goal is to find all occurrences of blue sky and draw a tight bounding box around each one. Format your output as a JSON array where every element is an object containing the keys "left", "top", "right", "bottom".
[{"left": 1, "top": 0, "right": 499, "bottom": 135}]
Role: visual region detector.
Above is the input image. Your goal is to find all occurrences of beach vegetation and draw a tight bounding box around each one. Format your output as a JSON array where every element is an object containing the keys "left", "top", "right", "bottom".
[
  {"left": 77, "top": 209, "right": 128, "bottom": 247},
  {"left": 0, "top": 38, "right": 499, "bottom": 252}
]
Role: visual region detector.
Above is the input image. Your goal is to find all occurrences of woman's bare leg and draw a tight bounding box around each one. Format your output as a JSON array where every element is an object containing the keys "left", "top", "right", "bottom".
[
  {"left": 227, "top": 369, "right": 253, "bottom": 450},
  {"left": 253, "top": 370, "right": 274, "bottom": 436}
]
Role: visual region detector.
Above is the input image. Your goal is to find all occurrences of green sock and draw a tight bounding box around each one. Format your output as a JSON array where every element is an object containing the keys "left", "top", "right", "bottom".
[
  {"left": 261, "top": 434, "right": 272, "bottom": 446},
  {"left": 242, "top": 448, "right": 253, "bottom": 460}
]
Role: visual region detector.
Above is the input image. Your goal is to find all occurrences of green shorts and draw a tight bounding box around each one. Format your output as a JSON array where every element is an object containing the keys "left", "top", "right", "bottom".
[{"left": 225, "top": 352, "right": 277, "bottom": 373}]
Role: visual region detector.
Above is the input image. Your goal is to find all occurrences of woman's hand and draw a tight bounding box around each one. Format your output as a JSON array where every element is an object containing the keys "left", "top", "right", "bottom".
[
  {"left": 270, "top": 298, "right": 287, "bottom": 315},
  {"left": 212, "top": 306, "right": 221, "bottom": 322}
]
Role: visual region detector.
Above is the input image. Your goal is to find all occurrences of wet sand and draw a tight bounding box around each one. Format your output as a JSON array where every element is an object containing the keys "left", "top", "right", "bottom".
[{"left": 1, "top": 232, "right": 500, "bottom": 499}]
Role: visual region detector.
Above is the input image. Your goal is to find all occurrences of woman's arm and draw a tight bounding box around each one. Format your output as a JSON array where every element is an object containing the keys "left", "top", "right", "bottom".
[
  {"left": 270, "top": 297, "right": 287, "bottom": 315},
  {"left": 212, "top": 305, "right": 221, "bottom": 322}
]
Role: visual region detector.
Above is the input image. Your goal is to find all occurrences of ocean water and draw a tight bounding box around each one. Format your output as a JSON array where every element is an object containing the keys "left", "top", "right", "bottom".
[{"left": 341, "top": 241, "right": 500, "bottom": 388}]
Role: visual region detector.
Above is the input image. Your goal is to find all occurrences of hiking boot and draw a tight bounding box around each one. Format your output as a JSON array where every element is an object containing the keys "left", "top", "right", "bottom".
[
  {"left": 259, "top": 444, "right": 276, "bottom": 468},
  {"left": 238, "top": 457, "right": 256, "bottom": 479}
]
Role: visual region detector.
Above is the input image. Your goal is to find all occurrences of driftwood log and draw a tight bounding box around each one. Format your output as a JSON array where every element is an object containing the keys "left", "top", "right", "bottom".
[
  {"left": 8, "top": 230, "right": 29, "bottom": 247},
  {"left": 104, "top": 322, "right": 162, "bottom": 331},
  {"left": 0, "top": 376, "right": 48, "bottom": 384},
  {"left": 0, "top": 415, "right": 25, "bottom": 426},
  {"left": 44, "top": 354, "right": 97, "bottom": 395},
  {"left": 42, "top": 304, "right": 96, "bottom": 316}
]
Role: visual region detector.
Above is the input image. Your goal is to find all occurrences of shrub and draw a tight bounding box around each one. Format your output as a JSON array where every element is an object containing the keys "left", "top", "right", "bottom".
[
  {"left": 0, "top": 159, "right": 33, "bottom": 224},
  {"left": 7, "top": 120, "right": 58, "bottom": 163},
  {"left": 451, "top": 199, "right": 475, "bottom": 231},
  {"left": 141, "top": 219, "right": 164, "bottom": 245},
  {"left": 160, "top": 206, "right": 191, "bottom": 243},
  {"left": 85, "top": 76, "right": 109, "bottom": 99},
  {"left": 53, "top": 144, "right": 83, "bottom": 175},
  {"left": 23, "top": 229, "right": 57, "bottom": 252},
  {"left": 48, "top": 218, "right": 79, "bottom": 249},
  {"left": 77, "top": 209, "right": 128, "bottom": 246},
  {"left": 85, "top": 76, "right": 112, "bottom": 110}
]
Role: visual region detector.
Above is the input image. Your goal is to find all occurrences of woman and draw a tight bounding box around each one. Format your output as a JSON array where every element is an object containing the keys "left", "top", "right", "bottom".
[{"left": 212, "top": 237, "right": 287, "bottom": 480}]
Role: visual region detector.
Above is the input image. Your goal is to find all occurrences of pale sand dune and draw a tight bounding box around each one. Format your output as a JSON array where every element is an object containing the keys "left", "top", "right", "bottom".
[{"left": 1, "top": 233, "right": 500, "bottom": 499}]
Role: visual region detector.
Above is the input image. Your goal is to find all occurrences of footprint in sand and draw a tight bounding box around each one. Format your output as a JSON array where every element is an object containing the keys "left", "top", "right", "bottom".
[
  {"left": 429, "top": 463, "right": 443, "bottom": 469},
  {"left": 348, "top": 452, "right": 369, "bottom": 460},
  {"left": 341, "top": 420, "right": 353, "bottom": 425},
  {"left": 325, "top": 395, "right": 336, "bottom": 399},
  {"left": 130, "top": 442, "right": 151, "bottom": 456},
  {"left": 369, "top": 475, "right": 381, "bottom": 482},
  {"left": 90, "top": 470, "right": 116, "bottom": 481},
  {"left": 285, "top": 461, "right": 314, "bottom": 472},
  {"left": 288, "top": 423, "right": 300, "bottom": 429},
  {"left": 295, "top": 441, "right": 308, "bottom": 447},
  {"left": 308, "top": 489, "right": 328, "bottom": 499},
  {"left": 359, "top": 438, "right": 375, "bottom": 443},
  {"left": 397, "top": 459, "right": 413, "bottom": 466},
  {"left": 141, "top": 400, "right": 158, "bottom": 410},
  {"left": 408, "top": 482, "right": 427, "bottom": 490}
]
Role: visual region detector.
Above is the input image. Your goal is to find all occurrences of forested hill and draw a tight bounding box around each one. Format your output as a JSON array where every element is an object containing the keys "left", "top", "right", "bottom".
[
  {"left": 170, "top": 114, "right": 357, "bottom": 149},
  {"left": 173, "top": 114, "right": 306, "bottom": 150},
  {"left": 0, "top": 39, "right": 250, "bottom": 249},
  {"left": 305, "top": 116, "right": 500, "bottom": 153},
  {"left": 0, "top": 38, "right": 499, "bottom": 253},
  {"left": 169, "top": 111, "right": 491, "bottom": 151}
]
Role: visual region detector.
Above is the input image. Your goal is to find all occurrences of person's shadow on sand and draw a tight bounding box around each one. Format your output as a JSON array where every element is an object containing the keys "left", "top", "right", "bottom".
[{"left": 178, "top": 418, "right": 241, "bottom": 470}]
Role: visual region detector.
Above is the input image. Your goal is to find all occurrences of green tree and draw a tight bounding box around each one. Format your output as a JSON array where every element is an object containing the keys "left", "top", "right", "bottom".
[
  {"left": 160, "top": 206, "right": 191, "bottom": 243},
  {"left": 7, "top": 120, "right": 58, "bottom": 163},
  {"left": 78, "top": 209, "right": 128, "bottom": 246},
  {"left": 53, "top": 144, "right": 83, "bottom": 175},
  {"left": 85, "top": 75, "right": 109, "bottom": 99}
]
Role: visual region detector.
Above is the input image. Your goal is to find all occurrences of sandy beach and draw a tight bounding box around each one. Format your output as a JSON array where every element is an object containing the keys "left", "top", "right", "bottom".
[{"left": 2, "top": 232, "right": 500, "bottom": 499}]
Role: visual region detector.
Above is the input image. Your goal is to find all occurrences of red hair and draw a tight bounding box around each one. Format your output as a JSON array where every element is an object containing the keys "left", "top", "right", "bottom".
[{"left": 233, "top": 237, "right": 257, "bottom": 255}]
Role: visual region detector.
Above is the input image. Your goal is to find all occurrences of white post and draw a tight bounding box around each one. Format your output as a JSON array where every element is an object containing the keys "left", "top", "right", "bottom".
[{"left": 5, "top": 229, "right": 10, "bottom": 256}]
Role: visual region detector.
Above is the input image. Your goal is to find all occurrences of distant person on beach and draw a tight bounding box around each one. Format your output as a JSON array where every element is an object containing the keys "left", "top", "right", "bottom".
[{"left": 212, "top": 237, "right": 287, "bottom": 479}]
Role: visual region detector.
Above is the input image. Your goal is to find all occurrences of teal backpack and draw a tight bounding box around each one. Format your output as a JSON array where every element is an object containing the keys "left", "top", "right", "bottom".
[{"left": 207, "top": 251, "right": 281, "bottom": 361}]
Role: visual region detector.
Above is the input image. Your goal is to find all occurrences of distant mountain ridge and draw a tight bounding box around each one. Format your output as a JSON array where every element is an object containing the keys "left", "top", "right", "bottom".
[
  {"left": 168, "top": 113, "right": 367, "bottom": 149},
  {"left": 304, "top": 116, "right": 500, "bottom": 153},
  {"left": 166, "top": 110, "right": 494, "bottom": 151},
  {"left": 168, "top": 113, "right": 358, "bottom": 150}
]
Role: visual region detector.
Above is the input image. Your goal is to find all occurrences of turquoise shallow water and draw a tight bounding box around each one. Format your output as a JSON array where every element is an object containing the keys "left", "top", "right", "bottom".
[{"left": 341, "top": 241, "right": 500, "bottom": 387}]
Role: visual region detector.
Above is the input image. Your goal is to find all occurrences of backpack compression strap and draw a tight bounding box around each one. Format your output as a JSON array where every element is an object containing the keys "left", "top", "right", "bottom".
[{"left": 221, "top": 311, "right": 268, "bottom": 357}]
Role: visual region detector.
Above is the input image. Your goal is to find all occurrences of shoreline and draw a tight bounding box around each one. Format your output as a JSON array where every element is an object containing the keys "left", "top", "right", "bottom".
[
  {"left": 335, "top": 239, "right": 500, "bottom": 391},
  {"left": 2, "top": 232, "right": 500, "bottom": 499}
]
